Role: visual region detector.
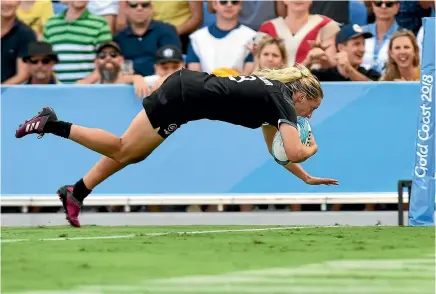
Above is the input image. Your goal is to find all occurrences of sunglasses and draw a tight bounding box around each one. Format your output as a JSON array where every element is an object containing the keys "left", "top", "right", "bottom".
[
  {"left": 97, "top": 51, "right": 119, "bottom": 59},
  {"left": 29, "top": 58, "right": 52, "bottom": 65},
  {"left": 127, "top": 1, "right": 151, "bottom": 9},
  {"left": 373, "top": 1, "right": 397, "bottom": 8},
  {"left": 218, "top": 0, "right": 240, "bottom": 6}
]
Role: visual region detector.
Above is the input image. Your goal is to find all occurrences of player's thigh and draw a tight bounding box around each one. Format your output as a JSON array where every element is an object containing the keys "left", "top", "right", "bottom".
[{"left": 119, "top": 110, "right": 164, "bottom": 163}]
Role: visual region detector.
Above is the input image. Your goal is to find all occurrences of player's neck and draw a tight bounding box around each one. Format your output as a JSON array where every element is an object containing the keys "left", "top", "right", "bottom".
[{"left": 215, "top": 17, "right": 238, "bottom": 31}]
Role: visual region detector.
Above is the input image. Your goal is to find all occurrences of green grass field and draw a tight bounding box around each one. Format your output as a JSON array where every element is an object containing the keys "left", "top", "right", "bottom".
[{"left": 1, "top": 225, "right": 435, "bottom": 294}]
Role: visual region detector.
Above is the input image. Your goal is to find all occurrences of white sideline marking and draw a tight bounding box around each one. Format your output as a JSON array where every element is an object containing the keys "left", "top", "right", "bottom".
[{"left": 0, "top": 226, "right": 314, "bottom": 243}]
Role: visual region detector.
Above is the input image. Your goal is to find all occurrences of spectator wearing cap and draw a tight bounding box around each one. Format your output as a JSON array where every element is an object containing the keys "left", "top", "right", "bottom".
[
  {"left": 23, "top": 41, "right": 59, "bottom": 84},
  {"left": 43, "top": 0, "right": 112, "bottom": 84},
  {"left": 187, "top": 0, "right": 256, "bottom": 76},
  {"left": 361, "top": 1, "right": 401, "bottom": 74},
  {"left": 77, "top": 41, "right": 150, "bottom": 98},
  {"left": 311, "top": 24, "right": 381, "bottom": 82},
  {"left": 1, "top": 0, "right": 37, "bottom": 85},
  {"left": 143, "top": 45, "right": 185, "bottom": 91},
  {"left": 114, "top": 1, "right": 182, "bottom": 77}
]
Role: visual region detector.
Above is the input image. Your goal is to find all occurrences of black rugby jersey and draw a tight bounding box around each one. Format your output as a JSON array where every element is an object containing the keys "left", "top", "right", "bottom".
[{"left": 179, "top": 69, "right": 297, "bottom": 130}]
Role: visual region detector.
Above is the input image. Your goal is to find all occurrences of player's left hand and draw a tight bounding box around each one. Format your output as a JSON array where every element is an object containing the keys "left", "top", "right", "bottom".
[
  {"left": 133, "top": 75, "right": 150, "bottom": 99},
  {"left": 306, "top": 177, "right": 339, "bottom": 186}
]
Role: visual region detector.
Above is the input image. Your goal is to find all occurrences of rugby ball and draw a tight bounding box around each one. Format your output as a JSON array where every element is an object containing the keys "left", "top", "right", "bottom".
[{"left": 272, "top": 117, "right": 312, "bottom": 165}]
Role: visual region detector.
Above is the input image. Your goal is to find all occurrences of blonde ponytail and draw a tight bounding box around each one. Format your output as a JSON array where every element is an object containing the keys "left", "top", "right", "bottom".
[{"left": 254, "top": 64, "right": 323, "bottom": 100}]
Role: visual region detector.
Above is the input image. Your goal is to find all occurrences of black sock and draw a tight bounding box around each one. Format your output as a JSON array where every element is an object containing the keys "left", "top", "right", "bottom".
[
  {"left": 45, "top": 121, "right": 72, "bottom": 139},
  {"left": 73, "top": 178, "right": 92, "bottom": 202}
]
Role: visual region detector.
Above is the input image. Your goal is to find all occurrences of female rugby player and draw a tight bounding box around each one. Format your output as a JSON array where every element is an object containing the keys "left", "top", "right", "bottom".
[{"left": 15, "top": 64, "right": 338, "bottom": 227}]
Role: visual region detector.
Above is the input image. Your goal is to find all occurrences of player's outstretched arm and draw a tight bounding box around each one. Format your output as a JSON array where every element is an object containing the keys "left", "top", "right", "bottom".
[
  {"left": 261, "top": 125, "right": 338, "bottom": 186},
  {"left": 285, "top": 163, "right": 339, "bottom": 186}
]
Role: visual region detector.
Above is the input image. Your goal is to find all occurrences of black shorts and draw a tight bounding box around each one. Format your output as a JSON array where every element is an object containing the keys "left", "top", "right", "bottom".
[{"left": 142, "top": 70, "right": 187, "bottom": 138}]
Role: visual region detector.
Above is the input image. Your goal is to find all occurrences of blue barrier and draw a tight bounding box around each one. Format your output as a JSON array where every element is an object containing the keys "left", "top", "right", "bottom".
[
  {"left": 1, "top": 82, "right": 420, "bottom": 196},
  {"left": 409, "top": 17, "right": 436, "bottom": 226}
]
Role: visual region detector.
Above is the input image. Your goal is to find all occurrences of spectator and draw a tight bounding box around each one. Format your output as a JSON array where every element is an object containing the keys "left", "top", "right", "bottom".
[
  {"left": 240, "top": 1, "right": 286, "bottom": 31},
  {"left": 361, "top": 0, "right": 401, "bottom": 74},
  {"left": 311, "top": 24, "right": 381, "bottom": 82},
  {"left": 1, "top": 0, "right": 37, "bottom": 85},
  {"left": 152, "top": 1, "right": 203, "bottom": 53},
  {"left": 253, "top": 37, "right": 288, "bottom": 72},
  {"left": 22, "top": 41, "right": 59, "bottom": 84},
  {"left": 16, "top": 0, "right": 53, "bottom": 39},
  {"left": 87, "top": 0, "right": 119, "bottom": 34},
  {"left": 77, "top": 41, "right": 146, "bottom": 90},
  {"left": 259, "top": 0, "right": 340, "bottom": 69},
  {"left": 208, "top": 0, "right": 286, "bottom": 31},
  {"left": 143, "top": 45, "right": 185, "bottom": 92},
  {"left": 115, "top": 1, "right": 182, "bottom": 77},
  {"left": 43, "top": 0, "right": 112, "bottom": 84},
  {"left": 380, "top": 30, "right": 420, "bottom": 81},
  {"left": 187, "top": 0, "right": 256, "bottom": 75},
  {"left": 395, "top": 0, "right": 432, "bottom": 35},
  {"left": 417, "top": 25, "right": 423, "bottom": 59},
  {"left": 78, "top": 41, "right": 150, "bottom": 99},
  {"left": 310, "top": 1, "right": 350, "bottom": 25}
]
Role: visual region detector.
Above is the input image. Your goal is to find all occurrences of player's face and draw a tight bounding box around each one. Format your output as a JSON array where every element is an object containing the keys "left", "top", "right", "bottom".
[
  {"left": 294, "top": 92, "right": 321, "bottom": 119},
  {"left": 390, "top": 36, "right": 415, "bottom": 69}
]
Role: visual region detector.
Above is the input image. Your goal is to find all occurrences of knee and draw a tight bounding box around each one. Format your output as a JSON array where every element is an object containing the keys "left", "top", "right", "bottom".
[
  {"left": 119, "top": 153, "right": 148, "bottom": 165},
  {"left": 113, "top": 141, "right": 148, "bottom": 164}
]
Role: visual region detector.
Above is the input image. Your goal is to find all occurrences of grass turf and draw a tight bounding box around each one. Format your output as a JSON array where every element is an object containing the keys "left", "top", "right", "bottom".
[{"left": 1, "top": 226, "right": 434, "bottom": 293}]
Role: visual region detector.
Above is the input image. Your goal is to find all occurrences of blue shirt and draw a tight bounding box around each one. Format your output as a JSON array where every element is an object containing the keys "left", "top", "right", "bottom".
[
  {"left": 114, "top": 20, "right": 182, "bottom": 76},
  {"left": 1, "top": 20, "right": 37, "bottom": 83},
  {"left": 186, "top": 23, "right": 254, "bottom": 64},
  {"left": 363, "top": 21, "right": 400, "bottom": 73}
]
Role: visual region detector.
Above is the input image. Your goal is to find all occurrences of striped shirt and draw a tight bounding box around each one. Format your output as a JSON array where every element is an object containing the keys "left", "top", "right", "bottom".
[{"left": 43, "top": 9, "right": 112, "bottom": 83}]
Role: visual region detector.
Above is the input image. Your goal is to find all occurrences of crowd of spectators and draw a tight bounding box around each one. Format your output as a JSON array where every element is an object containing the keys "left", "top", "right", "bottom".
[
  {"left": 2, "top": 0, "right": 434, "bottom": 87},
  {"left": 1, "top": 0, "right": 435, "bottom": 213}
]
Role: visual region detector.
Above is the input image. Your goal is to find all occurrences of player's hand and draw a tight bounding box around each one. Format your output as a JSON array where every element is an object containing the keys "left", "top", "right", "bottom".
[
  {"left": 306, "top": 176, "right": 339, "bottom": 186},
  {"left": 307, "top": 134, "right": 318, "bottom": 156},
  {"left": 133, "top": 75, "right": 150, "bottom": 99}
]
